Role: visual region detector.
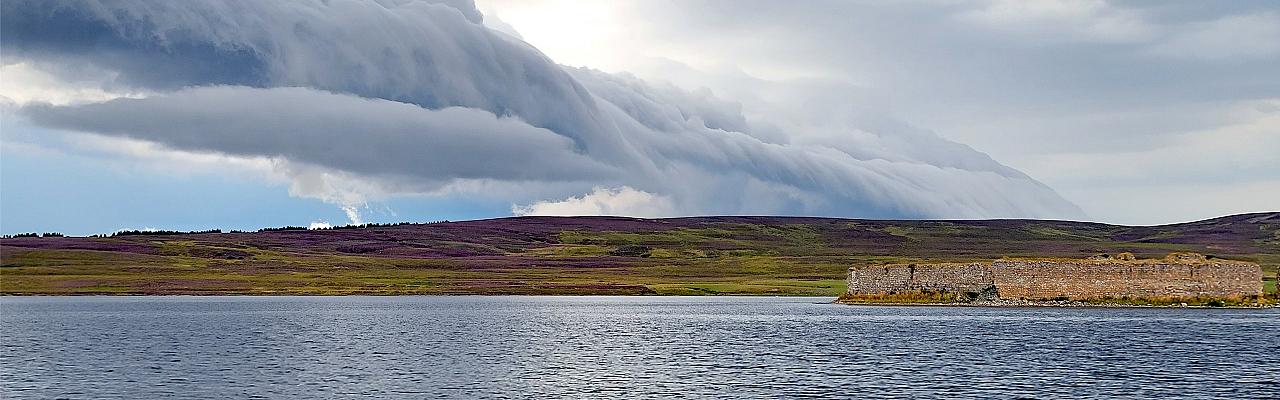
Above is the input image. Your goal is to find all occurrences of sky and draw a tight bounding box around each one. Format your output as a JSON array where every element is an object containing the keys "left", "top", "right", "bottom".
[{"left": 1, "top": 0, "right": 1277, "bottom": 235}]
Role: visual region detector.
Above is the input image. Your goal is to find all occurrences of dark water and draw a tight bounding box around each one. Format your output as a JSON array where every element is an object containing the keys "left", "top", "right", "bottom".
[{"left": 1, "top": 297, "right": 1276, "bottom": 399}]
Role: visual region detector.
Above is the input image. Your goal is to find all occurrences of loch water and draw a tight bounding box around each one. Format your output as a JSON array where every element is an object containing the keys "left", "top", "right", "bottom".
[{"left": 1, "top": 296, "right": 1277, "bottom": 399}]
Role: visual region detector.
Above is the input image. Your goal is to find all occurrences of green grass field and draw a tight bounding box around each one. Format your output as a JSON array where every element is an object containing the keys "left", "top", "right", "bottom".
[{"left": 3, "top": 213, "right": 1277, "bottom": 296}]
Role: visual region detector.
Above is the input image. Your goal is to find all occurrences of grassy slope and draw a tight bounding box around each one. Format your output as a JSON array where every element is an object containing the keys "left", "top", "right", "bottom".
[{"left": 2, "top": 212, "right": 1277, "bottom": 296}]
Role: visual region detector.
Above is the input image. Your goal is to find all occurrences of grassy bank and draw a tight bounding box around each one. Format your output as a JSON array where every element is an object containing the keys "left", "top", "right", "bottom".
[{"left": 3, "top": 213, "right": 1277, "bottom": 296}]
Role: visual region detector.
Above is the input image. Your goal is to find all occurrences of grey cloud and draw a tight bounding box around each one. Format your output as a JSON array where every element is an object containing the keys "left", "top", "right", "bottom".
[
  {"left": 23, "top": 86, "right": 616, "bottom": 184},
  {"left": 567, "top": 68, "right": 754, "bottom": 138},
  {"left": 619, "top": 0, "right": 1280, "bottom": 118},
  {"left": 1146, "top": 12, "right": 1280, "bottom": 60},
  {"left": 599, "top": 60, "right": 1029, "bottom": 179},
  {"left": 6, "top": 0, "right": 1084, "bottom": 219},
  {"left": 1, "top": 0, "right": 615, "bottom": 151}
]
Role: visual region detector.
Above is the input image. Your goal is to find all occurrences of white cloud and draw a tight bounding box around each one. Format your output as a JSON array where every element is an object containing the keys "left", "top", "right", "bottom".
[
  {"left": 307, "top": 221, "right": 333, "bottom": 230},
  {"left": 479, "top": 9, "right": 524, "bottom": 39},
  {"left": 341, "top": 206, "right": 364, "bottom": 225},
  {"left": 512, "top": 186, "right": 676, "bottom": 218},
  {"left": 477, "top": 0, "right": 638, "bottom": 70},
  {"left": 0, "top": 62, "right": 145, "bottom": 106},
  {"left": 280, "top": 165, "right": 376, "bottom": 225}
]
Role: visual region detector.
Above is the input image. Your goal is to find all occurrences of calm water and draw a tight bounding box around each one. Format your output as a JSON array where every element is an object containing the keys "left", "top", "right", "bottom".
[{"left": 1, "top": 297, "right": 1276, "bottom": 399}]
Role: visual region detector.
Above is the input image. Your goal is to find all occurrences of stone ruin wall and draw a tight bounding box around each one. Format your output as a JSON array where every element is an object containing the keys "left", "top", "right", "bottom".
[
  {"left": 991, "top": 260, "right": 1262, "bottom": 300},
  {"left": 846, "top": 256, "right": 1262, "bottom": 301},
  {"left": 847, "top": 263, "right": 992, "bottom": 295}
]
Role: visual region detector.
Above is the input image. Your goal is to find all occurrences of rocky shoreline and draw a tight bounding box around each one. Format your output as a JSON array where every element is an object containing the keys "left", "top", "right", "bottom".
[{"left": 835, "top": 298, "right": 1278, "bottom": 309}]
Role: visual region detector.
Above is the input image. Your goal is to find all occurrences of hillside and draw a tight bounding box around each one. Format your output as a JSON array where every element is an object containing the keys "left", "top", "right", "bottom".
[{"left": 2, "top": 212, "right": 1277, "bottom": 296}]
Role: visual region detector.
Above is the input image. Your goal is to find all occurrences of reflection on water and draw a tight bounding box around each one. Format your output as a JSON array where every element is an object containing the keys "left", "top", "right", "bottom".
[{"left": 2, "top": 296, "right": 1277, "bottom": 399}]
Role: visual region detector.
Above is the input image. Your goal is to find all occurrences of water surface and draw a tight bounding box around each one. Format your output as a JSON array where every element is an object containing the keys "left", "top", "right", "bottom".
[{"left": 2, "top": 296, "right": 1277, "bottom": 399}]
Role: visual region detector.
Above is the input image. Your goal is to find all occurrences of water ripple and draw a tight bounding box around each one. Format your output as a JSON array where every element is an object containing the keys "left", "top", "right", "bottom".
[{"left": 1, "top": 296, "right": 1276, "bottom": 399}]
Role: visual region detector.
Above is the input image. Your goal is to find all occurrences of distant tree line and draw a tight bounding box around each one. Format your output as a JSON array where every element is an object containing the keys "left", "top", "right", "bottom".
[
  {"left": 3, "top": 220, "right": 456, "bottom": 239},
  {"left": 305, "top": 221, "right": 445, "bottom": 230},
  {"left": 289, "top": 221, "right": 452, "bottom": 231},
  {"left": 105, "top": 229, "right": 224, "bottom": 237},
  {"left": 1, "top": 232, "right": 62, "bottom": 238},
  {"left": 257, "top": 226, "right": 309, "bottom": 232}
]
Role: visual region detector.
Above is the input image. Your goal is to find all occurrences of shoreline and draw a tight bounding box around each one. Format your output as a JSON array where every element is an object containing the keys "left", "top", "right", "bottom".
[
  {"left": 835, "top": 298, "right": 1279, "bottom": 309},
  {"left": 0, "top": 293, "right": 837, "bottom": 297},
  {"left": 5, "top": 293, "right": 1274, "bottom": 308}
]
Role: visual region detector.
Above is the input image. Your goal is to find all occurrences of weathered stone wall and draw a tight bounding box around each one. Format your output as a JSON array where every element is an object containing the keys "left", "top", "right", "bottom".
[
  {"left": 846, "top": 255, "right": 1262, "bottom": 301},
  {"left": 847, "top": 263, "right": 992, "bottom": 295},
  {"left": 992, "top": 260, "right": 1262, "bottom": 300}
]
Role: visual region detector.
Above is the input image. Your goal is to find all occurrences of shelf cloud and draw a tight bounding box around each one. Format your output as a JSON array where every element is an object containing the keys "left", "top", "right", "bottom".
[{"left": 3, "top": 0, "right": 1083, "bottom": 221}]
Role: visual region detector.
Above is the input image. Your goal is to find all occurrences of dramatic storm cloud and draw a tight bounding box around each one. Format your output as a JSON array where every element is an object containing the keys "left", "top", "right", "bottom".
[{"left": 2, "top": 0, "right": 1084, "bottom": 222}]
